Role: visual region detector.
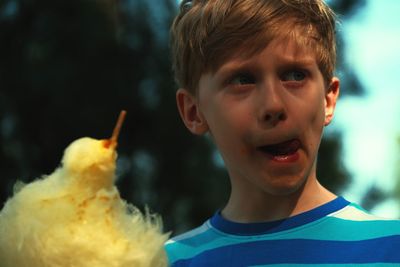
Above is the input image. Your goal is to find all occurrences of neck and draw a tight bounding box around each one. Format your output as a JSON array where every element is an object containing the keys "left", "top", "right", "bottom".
[{"left": 221, "top": 175, "right": 336, "bottom": 223}]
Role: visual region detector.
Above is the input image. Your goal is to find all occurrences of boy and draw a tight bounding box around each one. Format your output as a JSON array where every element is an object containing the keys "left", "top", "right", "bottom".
[{"left": 165, "top": 0, "right": 400, "bottom": 266}]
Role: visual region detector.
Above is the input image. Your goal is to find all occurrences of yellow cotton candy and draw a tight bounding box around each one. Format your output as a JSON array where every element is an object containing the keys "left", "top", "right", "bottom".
[{"left": 0, "top": 137, "right": 169, "bottom": 267}]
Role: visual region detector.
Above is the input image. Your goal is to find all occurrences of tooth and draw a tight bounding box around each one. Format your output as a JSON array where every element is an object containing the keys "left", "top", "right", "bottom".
[{"left": 275, "top": 155, "right": 289, "bottom": 160}]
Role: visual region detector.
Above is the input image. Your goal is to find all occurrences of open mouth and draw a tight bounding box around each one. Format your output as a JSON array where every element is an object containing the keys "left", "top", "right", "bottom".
[{"left": 258, "top": 139, "right": 301, "bottom": 161}]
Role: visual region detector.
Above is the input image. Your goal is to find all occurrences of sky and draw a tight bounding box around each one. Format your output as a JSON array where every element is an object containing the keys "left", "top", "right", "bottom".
[{"left": 334, "top": 0, "right": 400, "bottom": 217}]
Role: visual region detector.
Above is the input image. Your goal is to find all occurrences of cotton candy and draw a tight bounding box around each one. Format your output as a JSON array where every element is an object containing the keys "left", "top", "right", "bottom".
[{"left": 0, "top": 137, "right": 169, "bottom": 267}]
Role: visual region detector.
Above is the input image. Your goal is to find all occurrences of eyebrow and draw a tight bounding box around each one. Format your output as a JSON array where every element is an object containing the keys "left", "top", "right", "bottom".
[
  {"left": 215, "top": 61, "right": 253, "bottom": 79},
  {"left": 215, "top": 56, "right": 316, "bottom": 78},
  {"left": 277, "top": 58, "right": 317, "bottom": 70}
]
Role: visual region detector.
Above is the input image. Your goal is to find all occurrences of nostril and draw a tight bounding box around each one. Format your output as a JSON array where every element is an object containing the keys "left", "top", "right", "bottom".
[
  {"left": 278, "top": 112, "right": 286, "bottom": 121},
  {"left": 264, "top": 112, "right": 286, "bottom": 122}
]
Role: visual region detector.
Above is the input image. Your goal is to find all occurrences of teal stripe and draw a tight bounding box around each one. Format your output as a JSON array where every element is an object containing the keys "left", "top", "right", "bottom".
[
  {"left": 166, "top": 218, "right": 400, "bottom": 263},
  {"left": 281, "top": 217, "right": 400, "bottom": 241}
]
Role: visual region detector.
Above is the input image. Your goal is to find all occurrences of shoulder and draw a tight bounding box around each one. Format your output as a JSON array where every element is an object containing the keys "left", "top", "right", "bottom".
[
  {"left": 329, "top": 202, "right": 400, "bottom": 222},
  {"left": 166, "top": 221, "right": 211, "bottom": 246},
  {"left": 165, "top": 220, "right": 216, "bottom": 265},
  {"left": 322, "top": 201, "right": 400, "bottom": 237}
]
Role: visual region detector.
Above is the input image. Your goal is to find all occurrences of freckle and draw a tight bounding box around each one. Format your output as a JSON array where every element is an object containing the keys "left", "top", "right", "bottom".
[
  {"left": 240, "top": 147, "right": 247, "bottom": 155},
  {"left": 78, "top": 196, "right": 96, "bottom": 208},
  {"left": 99, "top": 196, "right": 110, "bottom": 202},
  {"left": 105, "top": 207, "right": 112, "bottom": 214}
]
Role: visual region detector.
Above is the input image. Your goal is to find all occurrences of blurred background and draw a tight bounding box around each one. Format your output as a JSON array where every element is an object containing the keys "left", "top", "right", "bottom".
[{"left": 0, "top": 0, "right": 399, "bottom": 235}]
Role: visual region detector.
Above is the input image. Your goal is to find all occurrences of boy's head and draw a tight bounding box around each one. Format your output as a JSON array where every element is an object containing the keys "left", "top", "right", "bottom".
[
  {"left": 170, "top": 0, "right": 337, "bottom": 94},
  {"left": 170, "top": 0, "right": 341, "bottom": 200}
]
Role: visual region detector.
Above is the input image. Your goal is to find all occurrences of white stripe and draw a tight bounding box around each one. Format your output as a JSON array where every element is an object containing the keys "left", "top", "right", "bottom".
[
  {"left": 165, "top": 222, "right": 210, "bottom": 245},
  {"left": 328, "top": 205, "right": 393, "bottom": 221}
]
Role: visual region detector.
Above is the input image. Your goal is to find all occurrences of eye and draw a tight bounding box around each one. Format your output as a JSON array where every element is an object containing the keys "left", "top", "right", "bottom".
[
  {"left": 229, "top": 73, "right": 256, "bottom": 85},
  {"left": 281, "top": 70, "right": 306, "bottom": 82}
]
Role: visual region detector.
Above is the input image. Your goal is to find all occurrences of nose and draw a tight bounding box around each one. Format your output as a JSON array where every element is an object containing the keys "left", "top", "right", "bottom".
[{"left": 257, "top": 81, "right": 287, "bottom": 127}]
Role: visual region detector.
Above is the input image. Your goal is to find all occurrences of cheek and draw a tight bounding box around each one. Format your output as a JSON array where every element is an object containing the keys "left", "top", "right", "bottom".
[
  {"left": 206, "top": 107, "right": 252, "bottom": 159},
  {"left": 310, "top": 102, "right": 326, "bottom": 127},
  {"left": 306, "top": 97, "right": 327, "bottom": 150},
  {"left": 302, "top": 91, "right": 326, "bottom": 125},
  {"left": 207, "top": 100, "right": 251, "bottom": 134},
  {"left": 292, "top": 94, "right": 326, "bottom": 144}
]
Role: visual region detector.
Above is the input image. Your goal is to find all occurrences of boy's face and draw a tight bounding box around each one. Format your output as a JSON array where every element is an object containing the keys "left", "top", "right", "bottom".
[{"left": 177, "top": 36, "right": 339, "bottom": 197}]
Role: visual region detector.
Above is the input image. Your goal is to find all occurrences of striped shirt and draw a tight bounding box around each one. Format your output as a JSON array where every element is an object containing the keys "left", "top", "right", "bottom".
[{"left": 165, "top": 197, "right": 400, "bottom": 266}]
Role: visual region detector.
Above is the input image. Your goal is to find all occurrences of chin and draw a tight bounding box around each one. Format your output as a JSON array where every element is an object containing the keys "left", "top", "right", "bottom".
[{"left": 264, "top": 176, "right": 307, "bottom": 197}]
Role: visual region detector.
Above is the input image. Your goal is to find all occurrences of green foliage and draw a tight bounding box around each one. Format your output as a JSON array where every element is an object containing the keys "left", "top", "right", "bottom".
[
  {"left": 0, "top": 0, "right": 365, "bottom": 234},
  {"left": 0, "top": 0, "right": 228, "bottom": 233},
  {"left": 317, "top": 133, "right": 350, "bottom": 193}
]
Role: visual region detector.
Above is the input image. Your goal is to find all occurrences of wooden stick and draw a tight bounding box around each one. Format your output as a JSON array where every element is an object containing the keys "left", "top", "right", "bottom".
[
  {"left": 110, "top": 110, "right": 127, "bottom": 144},
  {"left": 103, "top": 110, "right": 127, "bottom": 149}
]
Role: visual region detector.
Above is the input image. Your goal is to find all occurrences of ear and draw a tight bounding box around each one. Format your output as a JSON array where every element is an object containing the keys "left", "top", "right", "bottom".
[
  {"left": 176, "top": 88, "right": 209, "bottom": 135},
  {"left": 324, "top": 77, "right": 340, "bottom": 126}
]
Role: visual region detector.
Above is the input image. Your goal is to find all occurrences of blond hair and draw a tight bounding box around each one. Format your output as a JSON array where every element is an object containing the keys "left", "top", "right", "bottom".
[{"left": 170, "top": 0, "right": 337, "bottom": 93}]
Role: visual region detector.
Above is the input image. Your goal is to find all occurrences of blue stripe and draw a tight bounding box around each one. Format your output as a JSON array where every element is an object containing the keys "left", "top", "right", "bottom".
[
  {"left": 251, "top": 264, "right": 400, "bottom": 267},
  {"left": 172, "top": 235, "right": 400, "bottom": 266},
  {"left": 210, "top": 197, "right": 349, "bottom": 235}
]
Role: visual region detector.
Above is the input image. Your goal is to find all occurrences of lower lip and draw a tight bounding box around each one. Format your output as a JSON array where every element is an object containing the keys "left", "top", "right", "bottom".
[{"left": 266, "top": 151, "right": 300, "bottom": 163}]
